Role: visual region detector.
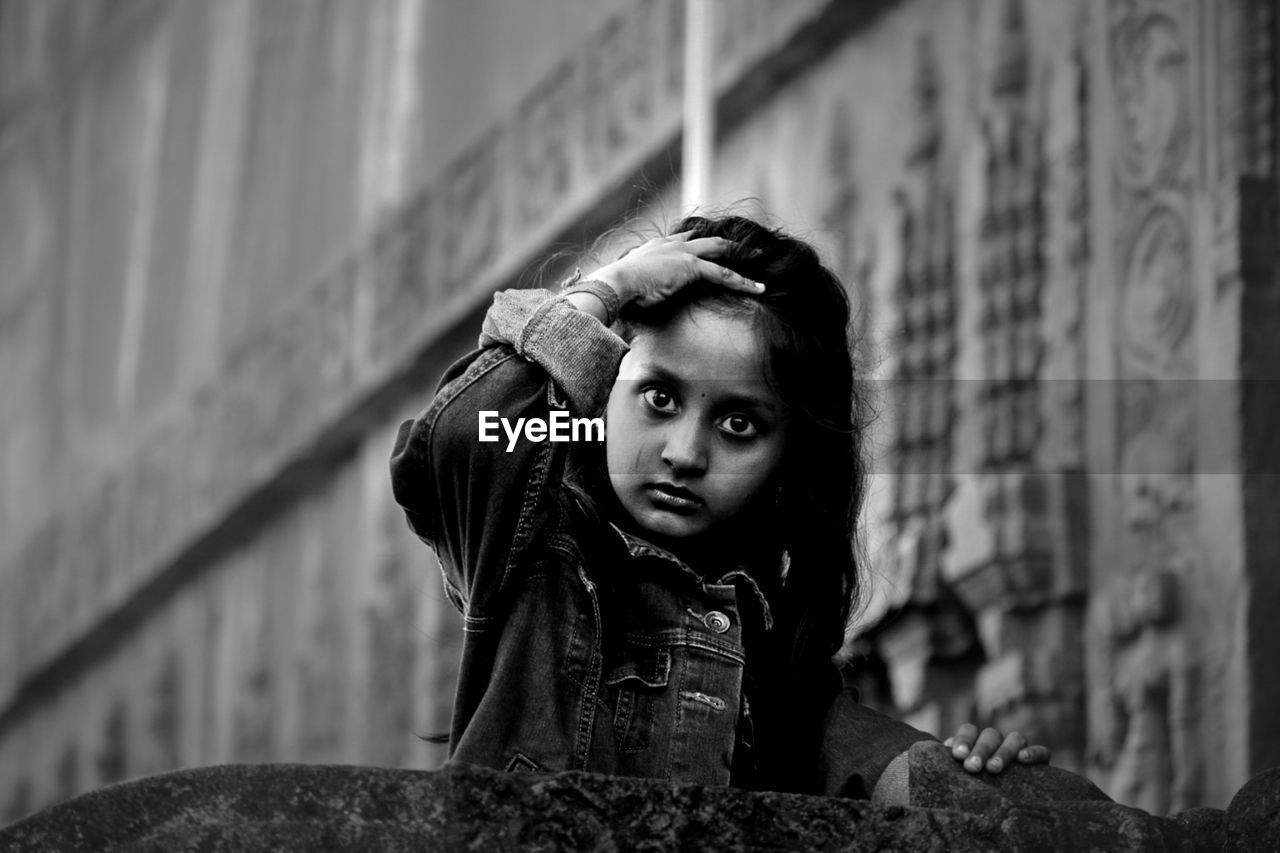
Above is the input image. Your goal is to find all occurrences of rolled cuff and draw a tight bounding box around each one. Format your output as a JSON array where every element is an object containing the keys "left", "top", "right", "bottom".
[
  {"left": 819, "top": 688, "right": 937, "bottom": 799},
  {"left": 480, "top": 289, "right": 628, "bottom": 417}
]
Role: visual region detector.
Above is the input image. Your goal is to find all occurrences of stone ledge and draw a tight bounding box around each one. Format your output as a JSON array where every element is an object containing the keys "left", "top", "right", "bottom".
[{"left": 2, "top": 744, "right": 1276, "bottom": 851}]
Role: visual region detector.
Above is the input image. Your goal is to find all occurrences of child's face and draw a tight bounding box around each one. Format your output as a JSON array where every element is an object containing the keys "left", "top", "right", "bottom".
[{"left": 604, "top": 304, "right": 789, "bottom": 547}]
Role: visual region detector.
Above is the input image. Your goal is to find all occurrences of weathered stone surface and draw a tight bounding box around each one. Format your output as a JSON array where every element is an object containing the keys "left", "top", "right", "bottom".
[
  {"left": 900, "top": 741, "right": 1215, "bottom": 850},
  {"left": 1168, "top": 807, "right": 1227, "bottom": 852},
  {"left": 907, "top": 741, "right": 1111, "bottom": 809},
  {"left": 0, "top": 763, "right": 899, "bottom": 852},
  {"left": 3, "top": 759, "right": 1275, "bottom": 852},
  {"left": 1223, "top": 766, "right": 1280, "bottom": 853}
]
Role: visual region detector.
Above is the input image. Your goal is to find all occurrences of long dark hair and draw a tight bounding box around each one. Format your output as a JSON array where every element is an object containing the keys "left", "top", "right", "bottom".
[{"left": 605, "top": 214, "right": 870, "bottom": 790}]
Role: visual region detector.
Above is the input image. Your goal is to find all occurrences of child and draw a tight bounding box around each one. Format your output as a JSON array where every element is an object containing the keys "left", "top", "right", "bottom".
[{"left": 390, "top": 214, "right": 1048, "bottom": 796}]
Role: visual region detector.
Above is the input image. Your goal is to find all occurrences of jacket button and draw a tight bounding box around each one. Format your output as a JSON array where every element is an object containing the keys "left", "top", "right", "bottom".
[{"left": 704, "top": 611, "right": 731, "bottom": 633}]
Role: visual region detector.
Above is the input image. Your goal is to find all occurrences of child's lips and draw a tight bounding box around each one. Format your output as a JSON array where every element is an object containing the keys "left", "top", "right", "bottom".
[{"left": 644, "top": 482, "right": 703, "bottom": 512}]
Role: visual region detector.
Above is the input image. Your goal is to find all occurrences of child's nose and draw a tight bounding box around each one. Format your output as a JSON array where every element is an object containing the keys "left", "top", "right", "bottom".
[{"left": 660, "top": 419, "right": 708, "bottom": 475}]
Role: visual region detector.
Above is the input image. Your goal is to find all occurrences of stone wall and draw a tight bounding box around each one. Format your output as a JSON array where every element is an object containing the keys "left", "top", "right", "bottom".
[
  {"left": 1, "top": 0, "right": 1276, "bottom": 825},
  {"left": 827, "top": 0, "right": 1280, "bottom": 813}
]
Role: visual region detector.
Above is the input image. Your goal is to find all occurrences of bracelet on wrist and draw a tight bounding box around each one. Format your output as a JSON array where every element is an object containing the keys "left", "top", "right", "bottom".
[{"left": 560, "top": 269, "right": 621, "bottom": 325}]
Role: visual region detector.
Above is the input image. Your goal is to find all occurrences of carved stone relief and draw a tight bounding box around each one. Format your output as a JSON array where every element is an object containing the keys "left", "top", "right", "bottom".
[
  {"left": 978, "top": 0, "right": 1044, "bottom": 471},
  {"left": 1241, "top": 0, "right": 1277, "bottom": 179},
  {"left": 517, "top": 62, "right": 577, "bottom": 226},
  {"left": 949, "top": 0, "right": 1060, "bottom": 617},
  {"left": 821, "top": 102, "right": 876, "bottom": 356},
  {"left": 939, "top": 1, "right": 1096, "bottom": 769},
  {"left": 1100, "top": 569, "right": 1203, "bottom": 812},
  {"left": 1099, "top": 0, "right": 1202, "bottom": 811},
  {"left": 889, "top": 34, "right": 958, "bottom": 592},
  {"left": 866, "top": 34, "right": 976, "bottom": 723},
  {"left": 1039, "top": 43, "right": 1089, "bottom": 476},
  {"left": 1112, "top": 17, "right": 1197, "bottom": 567},
  {"left": 584, "top": 6, "right": 654, "bottom": 173},
  {"left": 440, "top": 131, "right": 504, "bottom": 297},
  {"left": 1120, "top": 204, "right": 1194, "bottom": 377},
  {"left": 370, "top": 188, "right": 435, "bottom": 366},
  {"left": 1112, "top": 7, "right": 1191, "bottom": 191}
]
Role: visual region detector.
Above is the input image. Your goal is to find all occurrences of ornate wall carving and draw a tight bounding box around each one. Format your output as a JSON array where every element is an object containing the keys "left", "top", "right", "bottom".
[
  {"left": 1091, "top": 0, "right": 1204, "bottom": 812},
  {"left": 952, "top": 0, "right": 1056, "bottom": 613},
  {"left": 584, "top": 5, "right": 658, "bottom": 174},
  {"left": 820, "top": 100, "right": 875, "bottom": 350},
  {"left": 951, "top": 0, "right": 1091, "bottom": 768},
  {"left": 867, "top": 34, "right": 975, "bottom": 726},
  {"left": 890, "top": 35, "right": 955, "bottom": 566}
]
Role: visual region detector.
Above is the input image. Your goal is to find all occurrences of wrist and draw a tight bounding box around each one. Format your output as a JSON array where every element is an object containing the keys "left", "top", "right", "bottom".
[
  {"left": 578, "top": 262, "right": 634, "bottom": 305},
  {"left": 561, "top": 271, "right": 622, "bottom": 325}
]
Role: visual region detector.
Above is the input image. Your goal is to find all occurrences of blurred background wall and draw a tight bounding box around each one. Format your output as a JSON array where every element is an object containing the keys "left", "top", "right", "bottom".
[{"left": 1, "top": 0, "right": 1278, "bottom": 822}]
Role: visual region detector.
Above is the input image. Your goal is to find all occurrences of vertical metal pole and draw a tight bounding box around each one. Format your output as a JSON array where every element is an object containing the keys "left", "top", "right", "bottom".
[{"left": 682, "top": 0, "right": 714, "bottom": 213}]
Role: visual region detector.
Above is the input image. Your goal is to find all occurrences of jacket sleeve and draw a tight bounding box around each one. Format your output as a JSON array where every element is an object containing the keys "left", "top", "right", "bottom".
[
  {"left": 389, "top": 289, "right": 628, "bottom": 615},
  {"left": 818, "top": 687, "right": 938, "bottom": 800},
  {"left": 478, "top": 288, "right": 627, "bottom": 418}
]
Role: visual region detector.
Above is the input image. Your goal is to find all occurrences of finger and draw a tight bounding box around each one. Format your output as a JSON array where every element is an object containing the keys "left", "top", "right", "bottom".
[
  {"left": 665, "top": 229, "right": 696, "bottom": 241},
  {"left": 1017, "top": 745, "right": 1052, "bottom": 765},
  {"left": 986, "top": 731, "right": 1028, "bottom": 775},
  {"left": 943, "top": 737, "right": 954, "bottom": 749},
  {"left": 950, "top": 723, "right": 978, "bottom": 758},
  {"left": 964, "top": 728, "right": 1004, "bottom": 773},
  {"left": 695, "top": 259, "right": 764, "bottom": 293},
  {"left": 681, "top": 236, "right": 735, "bottom": 258}
]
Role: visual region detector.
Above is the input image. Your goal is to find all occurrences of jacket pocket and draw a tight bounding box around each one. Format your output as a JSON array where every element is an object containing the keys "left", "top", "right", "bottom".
[{"left": 604, "top": 647, "right": 671, "bottom": 753}]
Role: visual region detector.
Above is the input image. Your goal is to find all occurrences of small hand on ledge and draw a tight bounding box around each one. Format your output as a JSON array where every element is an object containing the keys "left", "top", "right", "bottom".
[
  {"left": 943, "top": 723, "right": 1052, "bottom": 775},
  {"left": 874, "top": 740, "right": 1114, "bottom": 810}
]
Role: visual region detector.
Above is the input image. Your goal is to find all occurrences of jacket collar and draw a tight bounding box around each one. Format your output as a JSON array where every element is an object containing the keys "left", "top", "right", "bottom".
[{"left": 606, "top": 523, "right": 776, "bottom": 631}]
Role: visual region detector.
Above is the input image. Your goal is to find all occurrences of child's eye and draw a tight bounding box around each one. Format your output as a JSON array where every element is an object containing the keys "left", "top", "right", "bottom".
[
  {"left": 717, "top": 413, "right": 758, "bottom": 439},
  {"left": 641, "top": 387, "right": 678, "bottom": 413}
]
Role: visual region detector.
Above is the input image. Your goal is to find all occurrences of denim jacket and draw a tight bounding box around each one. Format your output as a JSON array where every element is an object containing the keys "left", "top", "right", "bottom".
[{"left": 390, "top": 289, "right": 931, "bottom": 795}]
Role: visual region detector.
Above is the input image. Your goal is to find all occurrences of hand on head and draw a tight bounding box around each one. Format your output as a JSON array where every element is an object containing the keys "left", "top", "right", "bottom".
[{"left": 588, "top": 231, "right": 765, "bottom": 309}]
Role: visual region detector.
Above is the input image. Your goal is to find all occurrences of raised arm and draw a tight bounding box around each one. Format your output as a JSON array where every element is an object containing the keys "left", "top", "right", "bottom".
[
  {"left": 389, "top": 290, "right": 626, "bottom": 614},
  {"left": 390, "top": 231, "right": 762, "bottom": 612}
]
